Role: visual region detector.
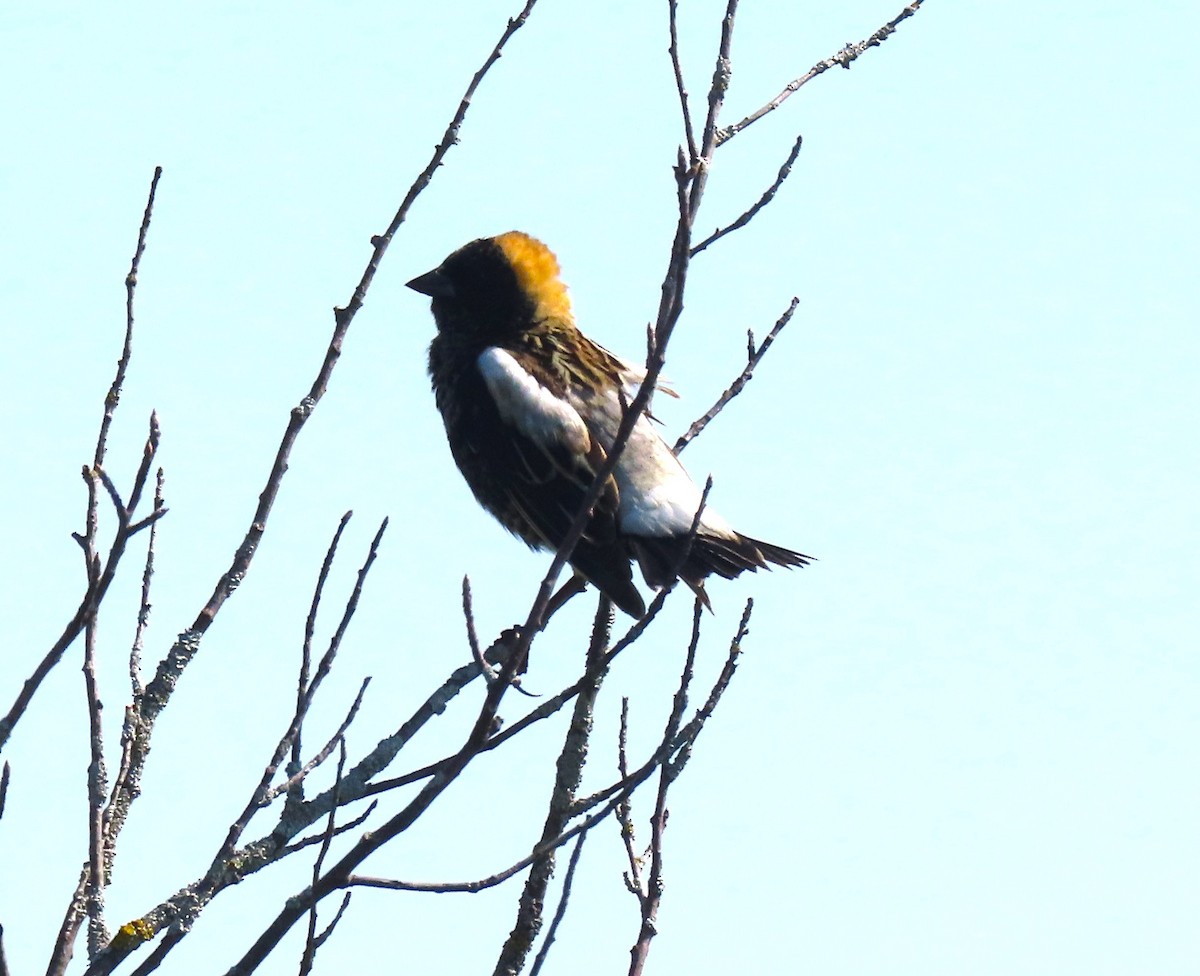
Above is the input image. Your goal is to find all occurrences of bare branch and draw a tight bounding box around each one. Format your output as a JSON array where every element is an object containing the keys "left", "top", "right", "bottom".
[
  {"left": 345, "top": 796, "right": 611, "bottom": 896},
  {"left": 673, "top": 297, "right": 798, "bottom": 454},
  {"left": 122, "top": 0, "right": 546, "bottom": 799},
  {"left": 265, "top": 679, "right": 370, "bottom": 805},
  {"left": 129, "top": 465, "right": 164, "bottom": 696},
  {"left": 1, "top": 172, "right": 164, "bottom": 756},
  {"left": 95, "top": 167, "right": 161, "bottom": 468},
  {"left": 616, "top": 698, "right": 643, "bottom": 899},
  {"left": 691, "top": 133, "right": 803, "bottom": 255},
  {"left": 305, "top": 893, "right": 351, "bottom": 967},
  {"left": 628, "top": 598, "right": 703, "bottom": 975},
  {"left": 670, "top": 598, "right": 753, "bottom": 778},
  {"left": 124, "top": 411, "right": 161, "bottom": 519},
  {"left": 83, "top": 621, "right": 108, "bottom": 960},
  {"left": 493, "top": 597, "right": 614, "bottom": 975},
  {"left": 529, "top": 831, "right": 588, "bottom": 976},
  {"left": 267, "top": 680, "right": 370, "bottom": 806},
  {"left": 462, "top": 575, "right": 497, "bottom": 683},
  {"left": 94, "top": 468, "right": 128, "bottom": 529},
  {"left": 717, "top": 0, "right": 924, "bottom": 145},
  {"left": 82, "top": 522, "right": 384, "bottom": 975},
  {"left": 293, "top": 512, "right": 354, "bottom": 780},
  {"left": 279, "top": 803, "right": 377, "bottom": 858},
  {"left": 298, "top": 740, "right": 349, "bottom": 976},
  {"left": 78, "top": 466, "right": 109, "bottom": 961},
  {"left": 667, "top": 0, "right": 699, "bottom": 162},
  {"left": 217, "top": 519, "right": 386, "bottom": 861},
  {"left": 691, "top": 0, "right": 739, "bottom": 217},
  {"left": 507, "top": 1, "right": 743, "bottom": 647}
]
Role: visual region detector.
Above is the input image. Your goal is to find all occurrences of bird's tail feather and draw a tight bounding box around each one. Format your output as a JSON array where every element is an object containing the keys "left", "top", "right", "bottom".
[{"left": 630, "top": 531, "right": 813, "bottom": 593}]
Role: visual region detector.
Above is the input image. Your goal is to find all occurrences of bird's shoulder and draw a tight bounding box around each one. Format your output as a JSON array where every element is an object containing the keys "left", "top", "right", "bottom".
[{"left": 507, "top": 322, "right": 626, "bottom": 401}]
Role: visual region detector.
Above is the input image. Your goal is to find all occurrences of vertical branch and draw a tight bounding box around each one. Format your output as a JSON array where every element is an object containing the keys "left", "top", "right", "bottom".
[
  {"left": 615, "top": 698, "right": 644, "bottom": 899},
  {"left": 667, "top": 0, "right": 698, "bottom": 162},
  {"left": 96, "top": 167, "right": 162, "bottom": 468},
  {"left": 79, "top": 467, "right": 109, "bottom": 959},
  {"left": 493, "top": 598, "right": 614, "bottom": 976},
  {"left": 1, "top": 170, "right": 164, "bottom": 755},
  {"left": 527, "top": 832, "right": 588, "bottom": 976},
  {"left": 128, "top": 463, "right": 164, "bottom": 697},
  {"left": 298, "top": 740, "right": 350, "bottom": 976},
  {"left": 98, "top": 452, "right": 163, "bottom": 914},
  {"left": 291, "top": 512, "right": 354, "bottom": 786},
  {"left": 627, "top": 598, "right": 704, "bottom": 976},
  {"left": 689, "top": 0, "right": 738, "bottom": 220}
]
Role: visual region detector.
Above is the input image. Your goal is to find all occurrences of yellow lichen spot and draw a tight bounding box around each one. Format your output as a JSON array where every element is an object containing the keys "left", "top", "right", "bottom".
[
  {"left": 111, "top": 918, "right": 155, "bottom": 953},
  {"left": 493, "top": 231, "right": 574, "bottom": 322}
]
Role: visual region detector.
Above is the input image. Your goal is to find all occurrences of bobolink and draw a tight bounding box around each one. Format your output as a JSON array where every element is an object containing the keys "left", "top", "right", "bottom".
[{"left": 408, "top": 231, "right": 810, "bottom": 618}]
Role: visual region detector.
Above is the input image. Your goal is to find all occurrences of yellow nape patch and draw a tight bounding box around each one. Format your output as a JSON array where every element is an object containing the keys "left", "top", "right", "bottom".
[{"left": 494, "top": 231, "right": 573, "bottom": 321}]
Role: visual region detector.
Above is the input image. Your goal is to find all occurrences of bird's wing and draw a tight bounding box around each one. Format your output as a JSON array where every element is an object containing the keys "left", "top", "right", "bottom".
[
  {"left": 472, "top": 346, "right": 645, "bottom": 615},
  {"left": 475, "top": 346, "right": 620, "bottom": 545},
  {"left": 562, "top": 378, "right": 735, "bottom": 539}
]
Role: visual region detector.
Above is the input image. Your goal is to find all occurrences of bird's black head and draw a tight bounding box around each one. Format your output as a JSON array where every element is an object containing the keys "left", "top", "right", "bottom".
[{"left": 407, "top": 232, "right": 573, "bottom": 345}]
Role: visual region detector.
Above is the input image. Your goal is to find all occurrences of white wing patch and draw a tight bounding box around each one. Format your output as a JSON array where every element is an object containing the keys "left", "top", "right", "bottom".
[
  {"left": 566, "top": 386, "right": 735, "bottom": 538},
  {"left": 477, "top": 347, "right": 590, "bottom": 456}
]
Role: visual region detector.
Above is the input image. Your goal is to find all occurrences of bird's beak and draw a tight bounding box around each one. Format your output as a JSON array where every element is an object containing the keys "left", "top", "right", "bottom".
[{"left": 406, "top": 268, "right": 455, "bottom": 298}]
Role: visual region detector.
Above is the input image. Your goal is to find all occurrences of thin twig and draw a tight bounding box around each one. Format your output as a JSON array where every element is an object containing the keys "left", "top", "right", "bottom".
[
  {"left": 216, "top": 520, "right": 386, "bottom": 863},
  {"left": 299, "top": 740, "right": 349, "bottom": 976},
  {"left": 691, "top": 134, "right": 803, "bottom": 255},
  {"left": 92, "top": 587, "right": 742, "bottom": 976},
  {"left": 616, "top": 698, "right": 643, "bottom": 898},
  {"left": 668, "top": 599, "right": 753, "bottom": 782},
  {"left": 293, "top": 512, "right": 354, "bottom": 785},
  {"left": 89, "top": 11, "right": 548, "bottom": 974},
  {"left": 667, "top": 0, "right": 698, "bottom": 162},
  {"left": 129, "top": 462, "right": 164, "bottom": 696},
  {"left": 462, "top": 575, "right": 496, "bottom": 683},
  {"left": 113, "top": 4, "right": 550, "bottom": 890},
  {"left": 1, "top": 171, "right": 164, "bottom": 757},
  {"left": 96, "top": 167, "right": 161, "bottom": 468},
  {"left": 307, "top": 894, "right": 351, "bottom": 962},
  {"left": 344, "top": 671, "right": 738, "bottom": 903},
  {"left": 717, "top": 0, "right": 924, "bottom": 145},
  {"left": 528, "top": 830, "right": 587, "bottom": 976},
  {"left": 628, "top": 598, "right": 704, "bottom": 976},
  {"left": 688, "top": 0, "right": 739, "bottom": 222},
  {"left": 94, "top": 469, "right": 128, "bottom": 529},
  {"left": 265, "top": 679, "right": 370, "bottom": 806},
  {"left": 279, "top": 802, "right": 377, "bottom": 858},
  {"left": 102, "top": 462, "right": 165, "bottom": 868},
  {"left": 345, "top": 796, "right": 612, "bottom": 896},
  {"left": 673, "top": 297, "right": 798, "bottom": 454},
  {"left": 84, "top": 523, "right": 385, "bottom": 976}
]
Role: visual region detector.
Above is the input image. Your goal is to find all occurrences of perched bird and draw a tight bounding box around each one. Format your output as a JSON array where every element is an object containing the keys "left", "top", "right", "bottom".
[{"left": 407, "top": 231, "right": 810, "bottom": 617}]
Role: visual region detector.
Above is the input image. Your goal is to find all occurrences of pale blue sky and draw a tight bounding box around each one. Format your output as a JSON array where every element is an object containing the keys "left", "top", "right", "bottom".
[{"left": 2, "top": 1, "right": 1198, "bottom": 974}]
